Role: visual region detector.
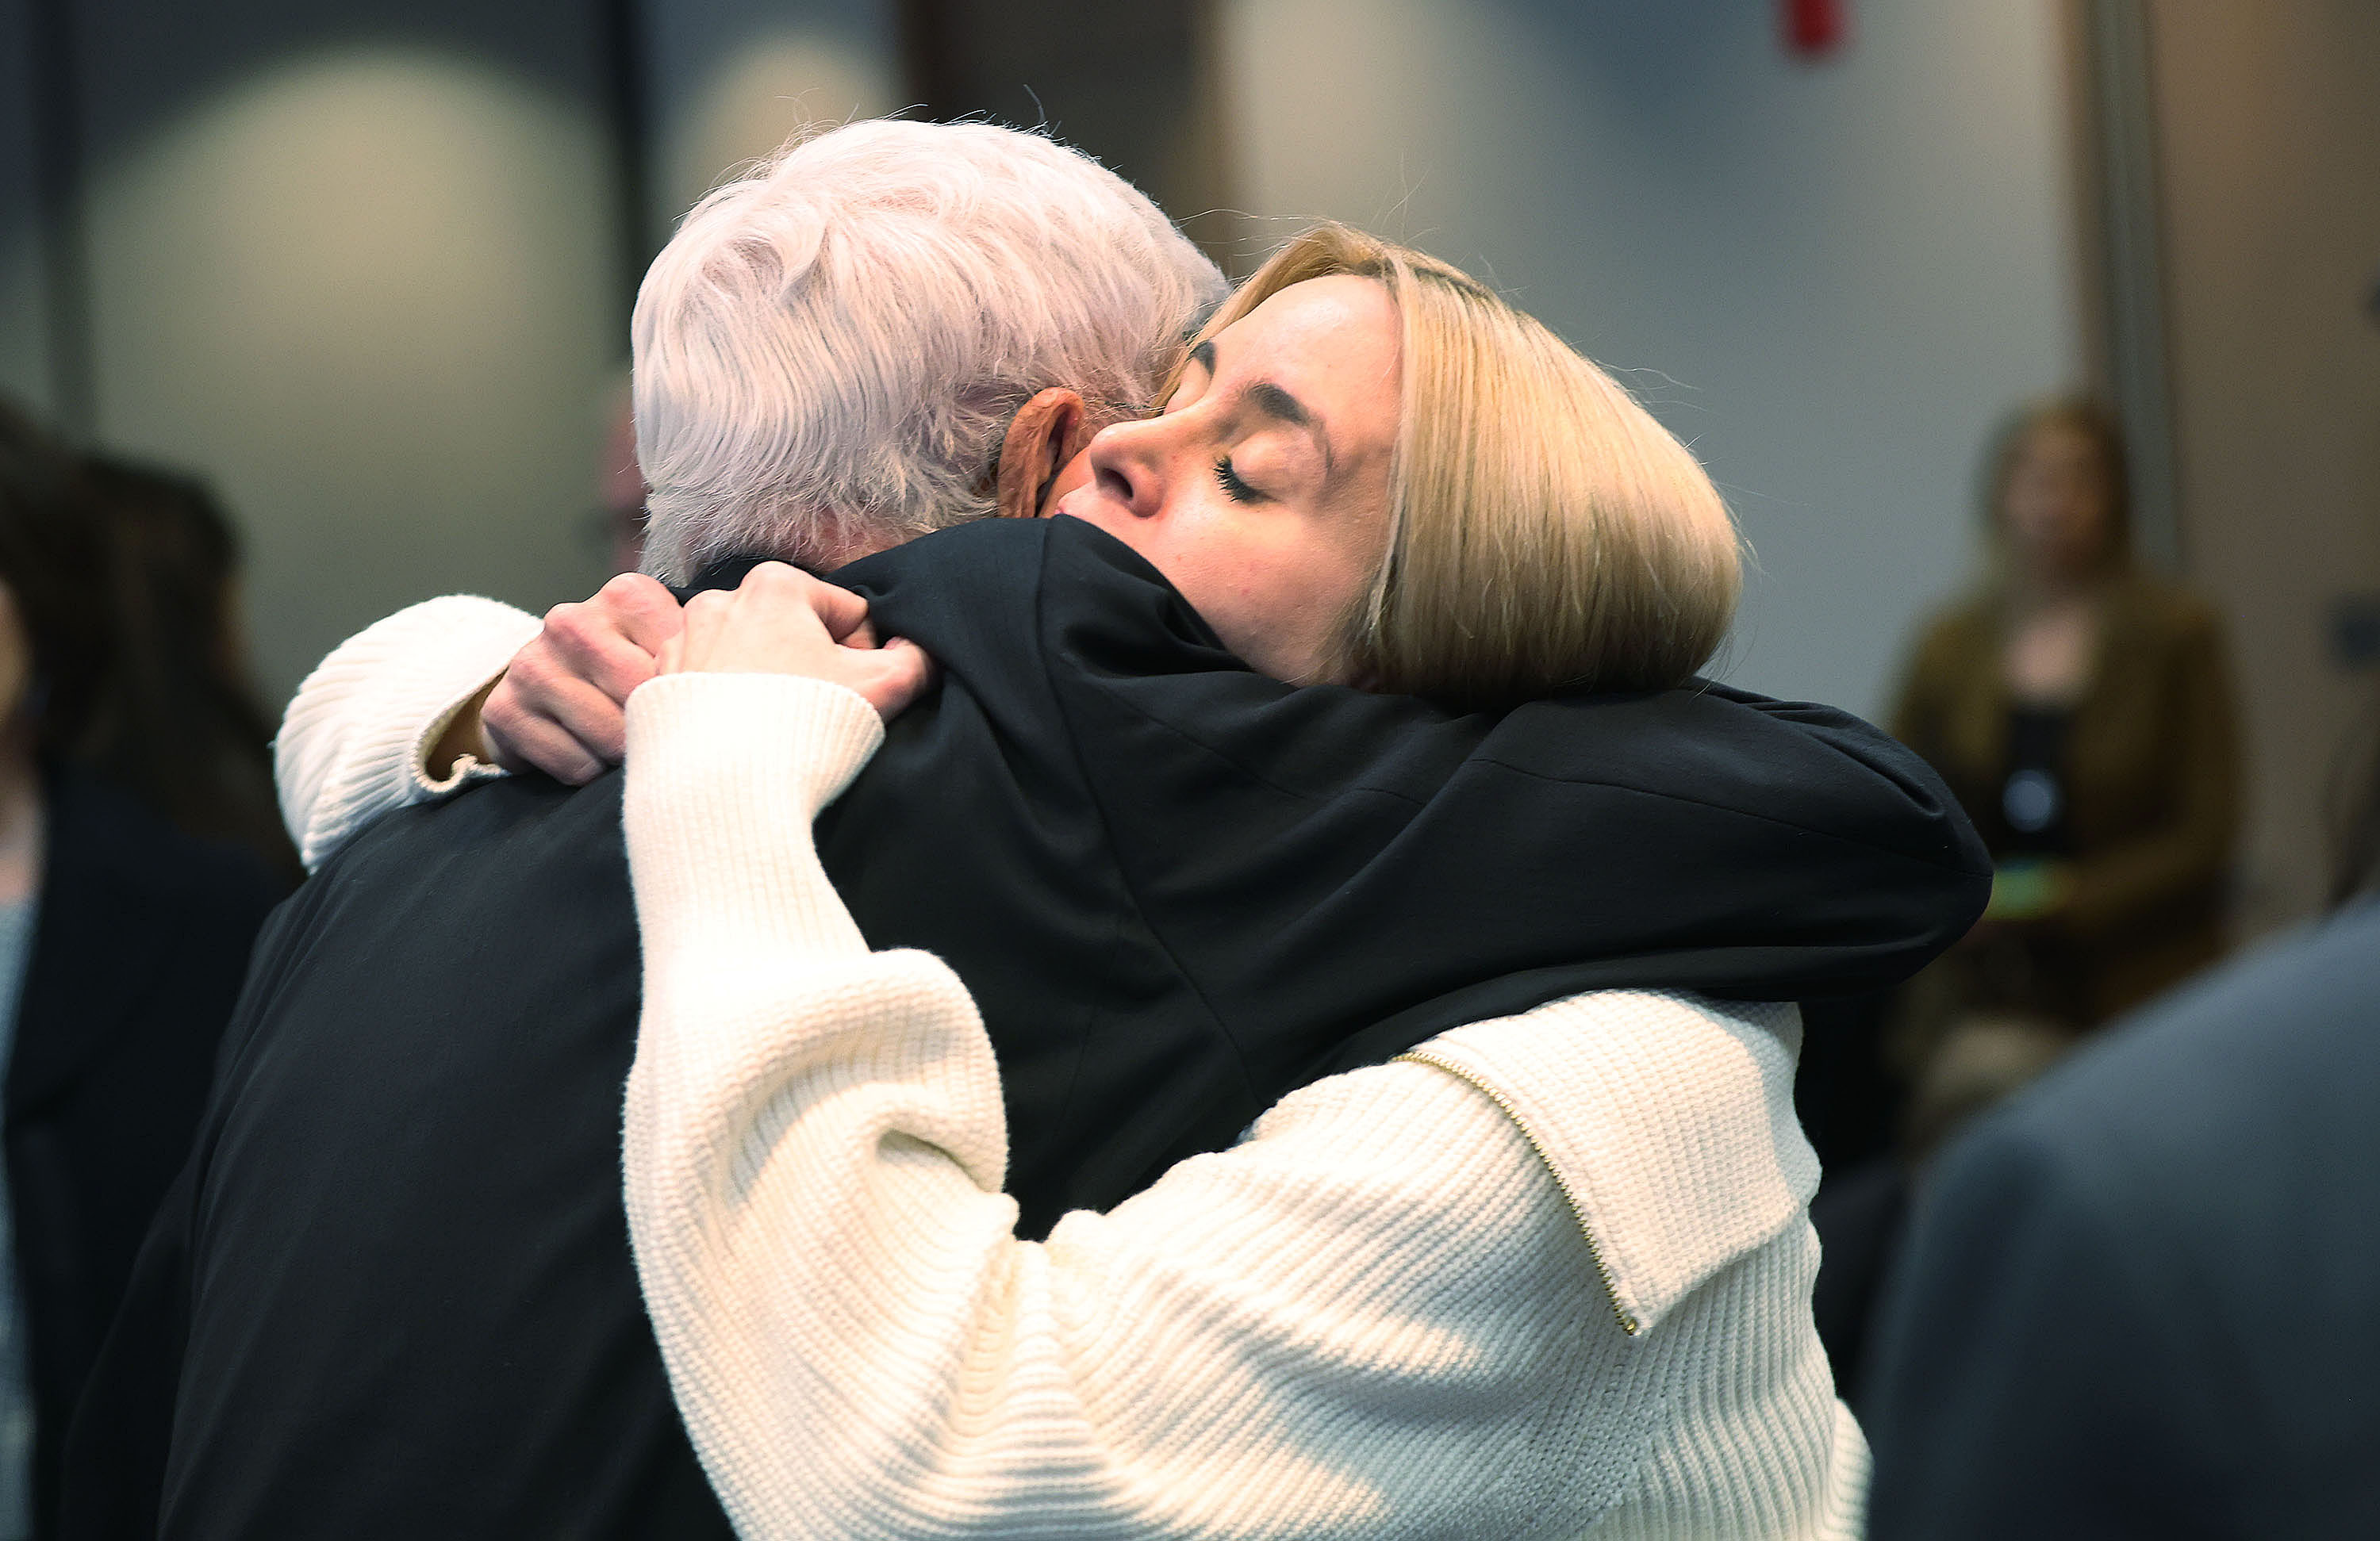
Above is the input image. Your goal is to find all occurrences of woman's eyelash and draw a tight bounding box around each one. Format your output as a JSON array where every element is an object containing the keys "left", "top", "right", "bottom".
[{"left": 1214, "top": 457, "right": 1263, "bottom": 504}]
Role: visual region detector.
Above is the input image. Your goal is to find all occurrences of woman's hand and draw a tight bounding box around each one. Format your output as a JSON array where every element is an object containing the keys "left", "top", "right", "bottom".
[{"left": 658, "top": 562, "right": 935, "bottom": 723}]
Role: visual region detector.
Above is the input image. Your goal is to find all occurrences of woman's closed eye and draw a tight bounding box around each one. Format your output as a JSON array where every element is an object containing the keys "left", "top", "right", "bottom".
[{"left": 1213, "top": 456, "right": 1267, "bottom": 504}]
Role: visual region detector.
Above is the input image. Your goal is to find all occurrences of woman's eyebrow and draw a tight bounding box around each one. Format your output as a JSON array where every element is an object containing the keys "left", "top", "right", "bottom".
[
  {"left": 1246, "top": 381, "right": 1312, "bottom": 431},
  {"left": 1245, "top": 381, "right": 1331, "bottom": 473},
  {"left": 1196, "top": 335, "right": 1335, "bottom": 472}
]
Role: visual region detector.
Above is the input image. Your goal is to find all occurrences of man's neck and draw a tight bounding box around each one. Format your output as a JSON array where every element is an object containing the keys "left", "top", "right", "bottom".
[
  {"left": 801, "top": 527, "right": 904, "bottom": 576},
  {"left": 688, "top": 530, "right": 906, "bottom": 594}
]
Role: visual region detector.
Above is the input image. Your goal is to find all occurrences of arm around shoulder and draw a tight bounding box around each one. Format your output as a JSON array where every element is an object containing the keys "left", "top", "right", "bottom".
[
  {"left": 275, "top": 595, "right": 540, "bottom": 871},
  {"left": 620, "top": 673, "right": 1634, "bottom": 1539}
]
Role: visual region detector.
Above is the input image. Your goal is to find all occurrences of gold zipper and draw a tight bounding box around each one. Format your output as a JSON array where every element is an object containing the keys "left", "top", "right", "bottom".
[{"left": 1394, "top": 1048, "right": 1641, "bottom": 1337}]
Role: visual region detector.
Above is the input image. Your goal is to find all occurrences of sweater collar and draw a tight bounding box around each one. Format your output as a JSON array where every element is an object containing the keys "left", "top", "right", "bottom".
[{"left": 1405, "top": 993, "right": 1814, "bottom": 1337}]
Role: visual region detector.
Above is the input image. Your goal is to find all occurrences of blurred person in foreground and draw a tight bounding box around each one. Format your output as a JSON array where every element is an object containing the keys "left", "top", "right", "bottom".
[
  {"left": 65, "top": 123, "right": 1982, "bottom": 1539},
  {"left": 0, "top": 402, "right": 282, "bottom": 1539},
  {"left": 1861, "top": 709, "right": 2380, "bottom": 1538}
]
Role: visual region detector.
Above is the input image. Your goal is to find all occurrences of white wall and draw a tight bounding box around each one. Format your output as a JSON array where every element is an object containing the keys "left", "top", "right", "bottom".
[
  {"left": 641, "top": 0, "right": 896, "bottom": 231},
  {"left": 79, "top": 42, "right": 620, "bottom": 703},
  {"left": 1222, "top": 0, "right": 2082, "bottom": 720},
  {"left": 57, "top": 0, "right": 914, "bottom": 707},
  {"left": 2152, "top": 0, "right": 2380, "bottom": 927},
  {"left": 10, "top": 0, "right": 904, "bottom": 707}
]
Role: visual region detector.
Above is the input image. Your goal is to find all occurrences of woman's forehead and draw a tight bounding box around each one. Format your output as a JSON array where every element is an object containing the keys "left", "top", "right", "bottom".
[
  {"left": 1227, "top": 275, "right": 1395, "bottom": 354},
  {"left": 1210, "top": 277, "right": 1400, "bottom": 450}
]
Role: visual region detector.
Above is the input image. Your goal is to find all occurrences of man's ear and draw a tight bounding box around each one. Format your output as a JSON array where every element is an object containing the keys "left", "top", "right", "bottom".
[{"left": 995, "top": 389, "right": 1090, "bottom": 519}]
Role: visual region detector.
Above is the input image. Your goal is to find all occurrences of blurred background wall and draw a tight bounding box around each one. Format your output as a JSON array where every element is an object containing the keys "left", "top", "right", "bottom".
[
  {"left": 2148, "top": 1, "right": 2380, "bottom": 928},
  {"left": 2, "top": 0, "right": 632, "bottom": 708},
  {"left": 1222, "top": 0, "right": 2082, "bottom": 725},
  {"left": 1, "top": 0, "right": 2374, "bottom": 935},
  {"left": 0, "top": 0, "right": 46, "bottom": 412},
  {"left": 647, "top": 0, "right": 896, "bottom": 245}
]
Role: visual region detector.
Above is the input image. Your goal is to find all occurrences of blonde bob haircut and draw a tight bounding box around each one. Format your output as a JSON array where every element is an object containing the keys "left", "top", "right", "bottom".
[{"left": 1179, "top": 224, "right": 1741, "bottom": 707}]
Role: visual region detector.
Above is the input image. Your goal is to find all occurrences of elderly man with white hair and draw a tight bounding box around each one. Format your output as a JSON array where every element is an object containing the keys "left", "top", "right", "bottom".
[
  {"left": 286, "top": 117, "right": 1225, "bottom": 846},
  {"left": 56, "top": 120, "right": 1223, "bottom": 1541},
  {"left": 60, "top": 119, "right": 1984, "bottom": 1539}
]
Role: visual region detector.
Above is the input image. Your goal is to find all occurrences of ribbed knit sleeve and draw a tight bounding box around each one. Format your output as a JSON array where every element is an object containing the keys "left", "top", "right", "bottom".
[
  {"left": 620, "top": 673, "right": 1864, "bottom": 1539},
  {"left": 274, "top": 596, "right": 540, "bottom": 871}
]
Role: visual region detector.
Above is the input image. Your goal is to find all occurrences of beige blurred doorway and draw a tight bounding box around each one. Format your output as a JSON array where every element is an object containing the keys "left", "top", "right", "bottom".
[{"left": 2115, "top": 2, "right": 2380, "bottom": 930}]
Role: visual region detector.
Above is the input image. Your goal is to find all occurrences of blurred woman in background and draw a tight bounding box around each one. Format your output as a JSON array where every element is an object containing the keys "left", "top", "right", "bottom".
[
  {"left": 0, "top": 400, "right": 282, "bottom": 1537},
  {"left": 1811, "top": 400, "right": 2244, "bottom": 1406},
  {"left": 75, "top": 458, "right": 300, "bottom": 886},
  {"left": 1891, "top": 399, "right": 2240, "bottom": 1109}
]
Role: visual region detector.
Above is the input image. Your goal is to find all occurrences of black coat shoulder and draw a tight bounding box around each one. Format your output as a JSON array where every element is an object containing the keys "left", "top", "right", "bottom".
[
  {"left": 836, "top": 516, "right": 1987, "bottom": 1219},
  {"left": 94, "top": 769, "right": 736, "bottom": 1541}
]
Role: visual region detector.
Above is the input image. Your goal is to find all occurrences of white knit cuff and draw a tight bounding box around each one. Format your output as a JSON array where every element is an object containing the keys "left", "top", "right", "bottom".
[
  {"left": 276, "top": 595, "right": 542, "bottom": 870},
  {"left": 624, "top": 673, "right": 885, "bottom": 969},
  {"left": 412, "top": 680, "right": 509, "bottom": 797}
]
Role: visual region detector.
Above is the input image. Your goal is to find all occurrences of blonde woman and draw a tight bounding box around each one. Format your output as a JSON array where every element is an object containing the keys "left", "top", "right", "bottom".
[
  {"left": 267, "top": 228, "right": 1983, "bottom": 1536},
  {"left": 1076, "top": 224, "right": 1743, "bottom": 706}
]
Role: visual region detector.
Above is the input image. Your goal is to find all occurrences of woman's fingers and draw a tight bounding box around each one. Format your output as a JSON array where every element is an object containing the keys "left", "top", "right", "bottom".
[
  {"left": 543, "top": 576, "right": 685, "bottom": 702},
  {"left": 745, "top": 563, "right": 873, "bottom": 642},
  {"left": 477, "top": 562, "right": 922, "bottom": 776},
  {"left": 656, "top": 567, "right": 937, "bottom": 723},
  {"left": 481, "top": 680, "right": 615, "bottom": 784},
  {"left": 854, "top": 636, "right": 938, "bottom": 722},
  {"left": 669, "top": 572, "right": 836, "bottom": 676}
]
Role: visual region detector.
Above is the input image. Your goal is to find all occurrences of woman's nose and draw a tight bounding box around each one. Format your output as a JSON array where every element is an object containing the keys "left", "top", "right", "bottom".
[{"left": 1084, "top": 417, "right": 1173, "bottom": 519}]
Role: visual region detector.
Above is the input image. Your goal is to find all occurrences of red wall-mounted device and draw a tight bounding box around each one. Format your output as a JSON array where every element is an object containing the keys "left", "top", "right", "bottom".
[{"left": 1784, "top": 0, "right": 1849, "bottom": 59}]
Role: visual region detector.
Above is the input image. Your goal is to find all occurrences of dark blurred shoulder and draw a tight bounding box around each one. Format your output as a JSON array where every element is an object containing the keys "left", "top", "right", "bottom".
[
  {"left": 1990, "top": 898, "right": 2380, "bottom": 1177},
  {"left": 1882, "top": 901, "right": 2380, "bottom": 1535},
  {"left": 43, "top": 766, "right": 290, "bottom": 923}
]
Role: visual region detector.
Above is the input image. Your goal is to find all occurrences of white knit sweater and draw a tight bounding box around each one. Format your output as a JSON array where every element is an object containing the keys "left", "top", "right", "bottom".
[
  {"left": 274, "top": 595, "right": 538, "bottom": 871},
  {"left": 276, "top": 599, "right": 1870, "bottom": 1539}
]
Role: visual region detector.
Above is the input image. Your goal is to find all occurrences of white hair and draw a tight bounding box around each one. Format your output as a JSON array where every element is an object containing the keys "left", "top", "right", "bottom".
[{"left": 632, "top": 119, "right": 1226, "bottom": 582}]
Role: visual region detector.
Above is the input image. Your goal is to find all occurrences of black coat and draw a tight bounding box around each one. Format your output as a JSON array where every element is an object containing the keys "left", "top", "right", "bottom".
[
  {"left": 64, "top": 518, "right": 1988, "bottom": 1539},
  {"left": 10, "top": 772, "right": 281, "bottom": 1536},
  {"left": 827, "top": 519, "right": 1988, "bottom": 1229},
  {"left": 1863, "top": 895, "right": 2380, "bottom": 1539}
]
